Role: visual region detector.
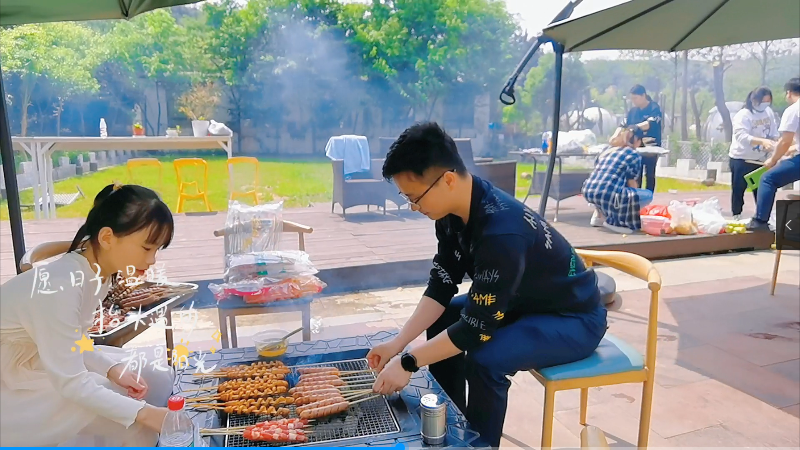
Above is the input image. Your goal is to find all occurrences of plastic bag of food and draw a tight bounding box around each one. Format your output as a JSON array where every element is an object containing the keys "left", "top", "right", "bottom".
[
  {"left": 209, "top": 275, "right": 326, "bottom": 303},
  {"left": 223, "top": 201, "right": 284, "bottom": 268},
  {"left": 640, "top": 204, "right": 671, "bottom": 218},
  {"left": 691, "top": 197, "right": 727, "bottom": 234},
  {"left": 667, "top": 200, "right": 697, "bottom": 235},
  {"left": 224, "top": 250, "right": 317, "bottom": 283}
]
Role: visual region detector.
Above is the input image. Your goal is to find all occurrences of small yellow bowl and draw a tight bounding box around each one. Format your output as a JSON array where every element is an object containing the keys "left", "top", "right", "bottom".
[{"left": 253, "top": 330, "right": 288, "bottom": 358}]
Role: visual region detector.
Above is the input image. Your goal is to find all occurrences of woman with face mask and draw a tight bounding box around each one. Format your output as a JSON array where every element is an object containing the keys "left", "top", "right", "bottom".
[{"left": 727, "top": 86, "right": 779, "bottom": 220}]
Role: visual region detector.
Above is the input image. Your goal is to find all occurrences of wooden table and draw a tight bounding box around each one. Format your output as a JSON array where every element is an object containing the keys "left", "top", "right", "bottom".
[
  {"left": 90, "top": 283, "right": 198, "bottom": 365},
  {"left": 11, "top": 136, "right": 232, "bottom": 219},
  {"left": 217, "top": 296, "right": 313, "bottom": 349}
]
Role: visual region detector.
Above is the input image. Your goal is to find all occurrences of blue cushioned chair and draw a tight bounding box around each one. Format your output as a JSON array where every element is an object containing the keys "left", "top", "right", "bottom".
[{"left": 530, "top": 249, "right": 662, "bottom": 449}]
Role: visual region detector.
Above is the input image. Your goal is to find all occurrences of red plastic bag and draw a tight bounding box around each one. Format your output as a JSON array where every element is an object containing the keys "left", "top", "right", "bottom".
[{"left": 641, "top": 204, "right": 671, "bottom": 218}]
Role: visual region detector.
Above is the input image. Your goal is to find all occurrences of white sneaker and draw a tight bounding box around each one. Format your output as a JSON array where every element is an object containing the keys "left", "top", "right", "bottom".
[
  {"left": 590, "top": 209, "right": 605, "bottom": 227},
  {"left": 603, "top": 222, "right": 635, "bottom": 234},
  {"left": 733, "top": 214, "right": 741, "bottom": 222}
]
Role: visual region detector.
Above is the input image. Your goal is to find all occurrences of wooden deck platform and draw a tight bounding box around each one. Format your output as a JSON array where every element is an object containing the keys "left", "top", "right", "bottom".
[{"left": 1, "top": 191, "right": 776, "bottom": 295}]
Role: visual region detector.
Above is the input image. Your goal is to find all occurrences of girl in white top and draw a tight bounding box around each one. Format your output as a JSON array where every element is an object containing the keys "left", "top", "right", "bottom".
[
  {"left": 0, "top": 184, "right": 176, "bottom": 446},
  {"left": 727, "top": 86, "right": 779, "bottom": 219}
]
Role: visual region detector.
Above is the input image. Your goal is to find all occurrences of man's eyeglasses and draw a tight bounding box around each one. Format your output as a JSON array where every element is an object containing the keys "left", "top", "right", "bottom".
[{"left": 400, "top": 170, "right": 451, "bottom": 205}]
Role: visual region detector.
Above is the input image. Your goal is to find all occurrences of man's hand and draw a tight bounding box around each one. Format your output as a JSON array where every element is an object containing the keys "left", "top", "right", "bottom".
[
  {"left": 764, "top": 155, "right": 778, "bottom": 169},
  {"left": 372, "top": 356, "right": 412, "bottom": 395},
  {"left": 108, "top": 364, "right": 149, "bottom": 400},
  {"left": 367, "top": 339, "right": 403, "bottom": 372}
]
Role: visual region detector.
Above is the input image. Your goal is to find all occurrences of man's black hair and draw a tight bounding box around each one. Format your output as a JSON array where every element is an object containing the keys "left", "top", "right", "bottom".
[
  {"left": 382, "top": 122, "right": 467, "bottom": 180},
  {"left": 785, "top": 77, "right": 800, "bottom": 95}
]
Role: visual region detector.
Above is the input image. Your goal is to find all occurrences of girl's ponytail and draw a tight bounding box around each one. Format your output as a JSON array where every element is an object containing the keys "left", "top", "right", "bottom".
[{"left": 66, "top": 184, "right": 174, "bottom": 254}]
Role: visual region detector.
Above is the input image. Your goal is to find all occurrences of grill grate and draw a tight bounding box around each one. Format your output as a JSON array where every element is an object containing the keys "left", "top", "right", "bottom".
[{"left": 224, "top": 358, "right": 400, "bottom": 447}]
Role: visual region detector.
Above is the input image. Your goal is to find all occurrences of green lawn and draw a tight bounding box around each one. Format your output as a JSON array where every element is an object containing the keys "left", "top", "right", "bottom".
[{"left": 1, "top": 157, "right": 728, "bottom": 220}]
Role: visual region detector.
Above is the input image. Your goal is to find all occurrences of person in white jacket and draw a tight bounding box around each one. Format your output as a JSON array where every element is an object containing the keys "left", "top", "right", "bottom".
[
  {"left": 727, "top": 86, "right": 779, "bottom": 219},
  {"left": 0, "top": 184, "right": 176, "bottom": 447}
]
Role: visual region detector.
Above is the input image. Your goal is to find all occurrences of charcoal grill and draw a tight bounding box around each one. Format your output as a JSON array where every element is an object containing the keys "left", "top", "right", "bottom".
[
  {"left": 174, "top": 332, "right": 490, "bottom": 448},
  {"left": 223, "top": 358, "right": 400, "bottom": 447}
]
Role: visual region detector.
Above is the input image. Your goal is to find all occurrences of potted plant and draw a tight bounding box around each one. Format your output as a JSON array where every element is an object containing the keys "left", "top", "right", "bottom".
[
  {"left": 166, "top": 127, "right": 178, "bottom": 137},
  {"left": 133, "top": 123, "right": 145, "bottom": 136},
  {"left": 178, "top": 82, "right": 220, "bottom": 137}
]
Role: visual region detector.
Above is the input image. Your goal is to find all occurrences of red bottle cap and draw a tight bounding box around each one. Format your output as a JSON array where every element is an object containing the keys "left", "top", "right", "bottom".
[{"left": 168, "top": 395, "right": 185, "bottom": 411}]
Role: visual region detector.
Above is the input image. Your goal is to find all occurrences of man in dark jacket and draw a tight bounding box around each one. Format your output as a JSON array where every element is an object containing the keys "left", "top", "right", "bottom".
[
  {"left": 367, "top": 122, "right": 607, "bottom": 448},
  {"left": 626, "top": 84, "right": 663, "bottom": 192}
]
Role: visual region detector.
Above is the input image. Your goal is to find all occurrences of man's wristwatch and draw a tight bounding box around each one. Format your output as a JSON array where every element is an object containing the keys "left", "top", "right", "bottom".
[{"left": 400, "top": 352, "right": 419, "bottom": 373}]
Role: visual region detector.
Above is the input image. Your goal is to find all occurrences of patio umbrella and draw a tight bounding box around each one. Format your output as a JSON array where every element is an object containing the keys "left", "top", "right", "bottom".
[
  {"left": 0, "top": 0, "right": 202, "bottom": 26},
  {"left": 503, "top": 0, "right": 800, "bottom": 217},
  {"left": 543, "top": 0, "right": 800, "bottom": 52},
  {"left": 1, "top": 0, "right": 204, "bottom": 273}
]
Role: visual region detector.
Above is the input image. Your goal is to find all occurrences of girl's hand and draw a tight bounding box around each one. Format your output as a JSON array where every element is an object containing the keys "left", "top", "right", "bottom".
[
  {"left": 108, "top": 364, "right": 149, "bottom": 400},
  {"left": 761, "top": 139, "right": 776, "bottom": 151}
]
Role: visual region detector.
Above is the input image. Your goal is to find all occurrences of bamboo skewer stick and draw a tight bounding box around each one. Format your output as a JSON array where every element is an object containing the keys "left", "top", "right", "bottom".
[{"left": 349, "top": 394, "right": 382, "bottom": 405}]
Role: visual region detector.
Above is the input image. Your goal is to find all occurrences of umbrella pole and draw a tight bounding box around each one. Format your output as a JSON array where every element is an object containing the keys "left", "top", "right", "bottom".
[
  {"left": 537, "top": 43, "right": 565, "bottom": 218},
  {"left": 0, "top": 64, "right": 27, "bottom": 273}
]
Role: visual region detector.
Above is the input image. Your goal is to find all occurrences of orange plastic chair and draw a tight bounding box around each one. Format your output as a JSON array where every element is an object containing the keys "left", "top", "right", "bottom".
[
  {"left": 227, "top": 156, "right": 260, "bottom": 205},
  {"left": 127, "top": 158, "right": 163, "bottom": 192},
  {"left": 173, "top": 158, "right": 211, "bottom": 213}
]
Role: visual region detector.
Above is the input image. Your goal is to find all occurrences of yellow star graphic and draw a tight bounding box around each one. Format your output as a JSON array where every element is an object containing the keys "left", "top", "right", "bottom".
[{"left": 72, "top": 334, "right": 95, "bottom": 353}]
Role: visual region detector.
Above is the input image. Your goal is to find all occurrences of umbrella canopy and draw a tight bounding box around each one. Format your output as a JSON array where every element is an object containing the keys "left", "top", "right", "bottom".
[
  {"left": 0, "top": 0, "right": 201, "bottom": 26},
  {"left": 543, "top": 0, "right": 800, "bottom": 52}
]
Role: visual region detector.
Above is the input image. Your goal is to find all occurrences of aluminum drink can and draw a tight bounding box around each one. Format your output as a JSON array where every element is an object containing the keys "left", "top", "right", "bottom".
[{"left": 420, "top": 393, "right": 446, "bottom": 445}]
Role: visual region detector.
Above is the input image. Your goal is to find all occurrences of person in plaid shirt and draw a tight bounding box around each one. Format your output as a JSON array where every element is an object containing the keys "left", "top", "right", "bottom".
[{"left": 583, "top": 126, "right": 653, "bottom": 234}]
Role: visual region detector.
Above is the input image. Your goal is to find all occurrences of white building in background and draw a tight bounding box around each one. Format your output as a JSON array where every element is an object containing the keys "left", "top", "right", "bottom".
[
  {"left": 703, "top": 101, "right": 781, "bottom": 143},
  {"left": 562, "top": 107, "right": 619, "bottom": 137}
]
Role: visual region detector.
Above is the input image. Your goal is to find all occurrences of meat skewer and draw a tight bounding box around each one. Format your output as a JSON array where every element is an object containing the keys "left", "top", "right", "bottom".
[
  {"left": 297, "top": 394, "right": 383, "bottom": 420},
  {"left": 289, "top": 382, "right": 372, "bottom": 395},
  {"left": 295, "top": 367, "right": 374, "bottom": 376},
  {"left": 298, "top": 373, "right": 375, "bottom": 383},
  {"left": 186, "top": 391, "right": 292, "bottom": 404}
]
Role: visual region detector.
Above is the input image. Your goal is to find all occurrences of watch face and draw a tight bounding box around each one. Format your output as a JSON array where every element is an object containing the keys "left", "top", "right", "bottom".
[{"left": 401, "top": 353, "right": 417, "bottom": 372}]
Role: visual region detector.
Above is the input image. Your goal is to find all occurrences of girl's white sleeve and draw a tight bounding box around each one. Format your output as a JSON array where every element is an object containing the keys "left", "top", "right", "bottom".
[
  {"left": 19, "top": 285, "right": 146, "bottom": 428},
  {"left": 84, "top": 349, "right": 121, "bottom": 377},
  {"left": 732, "top": 110, "right": 756, "bottom": 148}
]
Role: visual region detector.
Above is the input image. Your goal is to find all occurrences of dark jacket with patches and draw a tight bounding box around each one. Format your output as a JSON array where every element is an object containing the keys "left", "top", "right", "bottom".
[{"left": 424, "top": 175, "right": 601, "bottom": 351}]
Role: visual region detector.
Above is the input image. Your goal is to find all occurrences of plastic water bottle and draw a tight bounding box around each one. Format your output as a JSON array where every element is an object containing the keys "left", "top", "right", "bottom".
[
  {"left": 158, "top": 396, "right": 195, "bottom": 447},
  {"left": 99, "top": 118, "right": 107, "bottom": 138}
]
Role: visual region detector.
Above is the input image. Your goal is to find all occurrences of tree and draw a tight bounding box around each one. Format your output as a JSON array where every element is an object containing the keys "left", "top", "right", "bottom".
[
  {"left": 187, "top": 0, "right": 273, "bottom": 149},
  {"left": 105, "top": 10, "right": 197, "bottom": 135},
  {"left": 691, "top": 46, "right": 739, "bottom": 142},
  {"left": 334, "top": 0, "right": 518, "bottom": 123},
  {"left": 742, "top": 39, "right": 799, "bottom": 85},
  {"left": 0, "top": 23, "right": 100, "bottom": 136}
]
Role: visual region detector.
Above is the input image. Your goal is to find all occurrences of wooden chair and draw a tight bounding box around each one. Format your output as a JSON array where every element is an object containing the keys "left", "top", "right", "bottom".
[
  {"left": 772, "top": 198, "right": 800, "bottom": 295},
  {"left": 19, "top": 241, "right": 184, "bottom": 363},
  {"left": 531, "top": 249, "right": 662, "bottom": 449},
  {"left": 174, "top": 158, "right": 211, "bottom": 213},
  {"left": 127, "top": 158, "right": 163, "bottom": 193},
  {"left": 213, "top": 220, "right": 315, "bottom": 348},
  {"left": 227, "top": 156, "right": 260, "bottom": 205}
]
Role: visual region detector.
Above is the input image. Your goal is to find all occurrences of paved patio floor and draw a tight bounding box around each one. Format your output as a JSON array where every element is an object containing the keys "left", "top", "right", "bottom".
[{"left": 126, "top": 250, "right": 800, "bottom": 448}]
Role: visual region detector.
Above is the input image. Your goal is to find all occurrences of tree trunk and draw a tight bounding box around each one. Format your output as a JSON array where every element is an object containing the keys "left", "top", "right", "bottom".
[
  {"left": 760, "top": 42, "right": 768, "bottom": 85},
  {"left": 426, "top": 95, "right": 439, "bottom": 121},
  {"left": 712, "top": 61, "right": 732, "bottom": 142},
  {"left": 671, "top": 54, "right": 678, "bottom": 133},
  {"left": 680, "top": 51, "right": 689, "bottom": 140},
  {"left": 56, "top": 97, "right": 63, "bottom": 136},
  {"left": 689, "top": 89, "right": 702, "bottom": 140},
  {"left": 155, "top": 80, "right": 162, "bottom": 136},
  {"left": 20, "top": 76, "right": 33, "bottom": 137}
]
